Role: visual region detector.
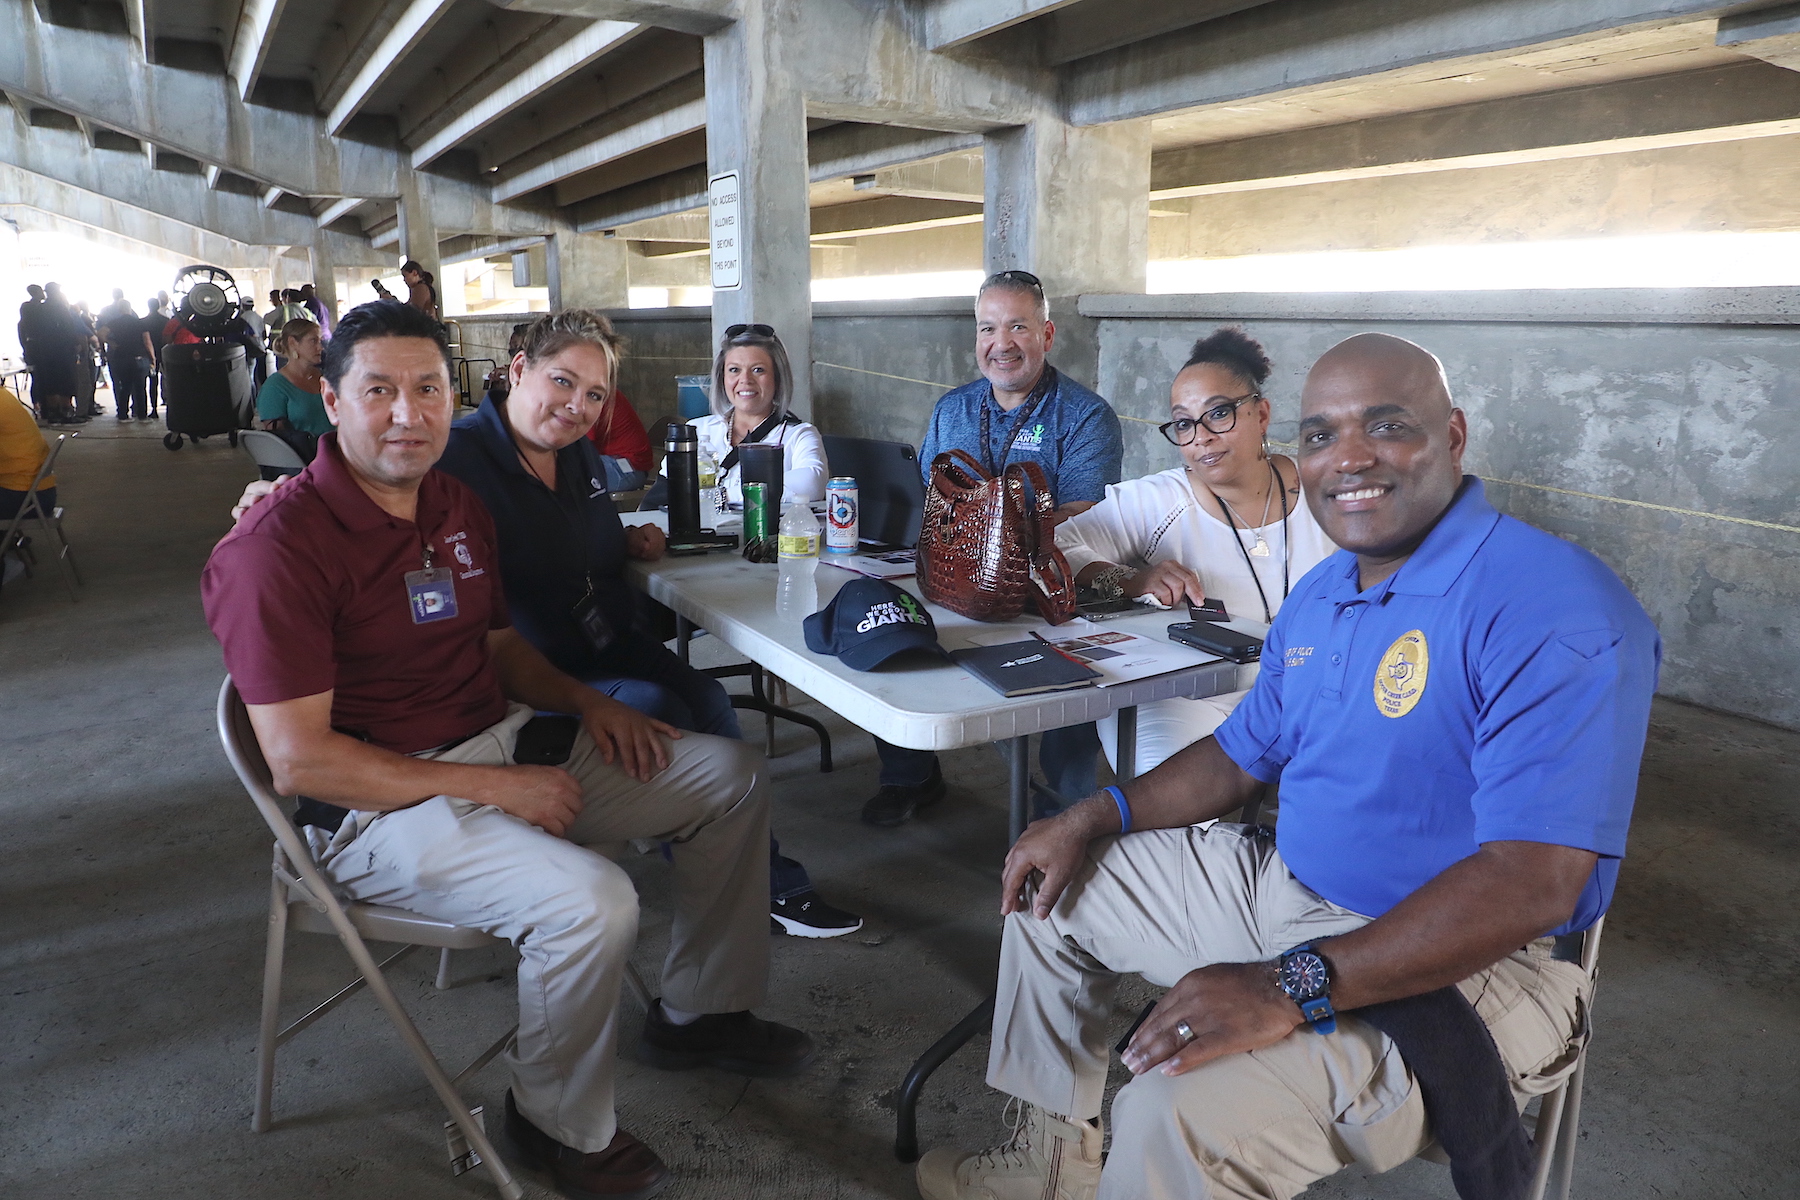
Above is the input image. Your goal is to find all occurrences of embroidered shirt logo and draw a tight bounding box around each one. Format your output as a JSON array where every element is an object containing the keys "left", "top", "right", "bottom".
[
  {"left": 1373, "top": 630, "right": 1429, "bottom": 718},
  {"left": 1285, "top": 646, "right": 1314, "bottom": 669},
  {"left": 453, "top": 543, "right": 473, "bottom": 569}
]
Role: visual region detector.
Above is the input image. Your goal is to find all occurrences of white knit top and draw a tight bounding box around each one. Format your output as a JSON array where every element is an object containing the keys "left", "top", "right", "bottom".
[{"left": 1055, "top": 466, "right": 1339, "bottom": 624}]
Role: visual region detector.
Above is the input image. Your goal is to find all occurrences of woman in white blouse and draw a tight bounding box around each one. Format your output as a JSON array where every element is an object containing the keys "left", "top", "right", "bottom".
[
  {"left": 1055, "top": 327, "right": 1339, "bottom": 776},
  {"left": 669, "top": 322, "right": 828, "bottom": 505}
]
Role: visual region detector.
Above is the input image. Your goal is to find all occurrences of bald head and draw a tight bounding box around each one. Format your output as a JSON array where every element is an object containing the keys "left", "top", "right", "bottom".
[{"left": 1297, "top": 333, "right": 1468, "bottom": 587}]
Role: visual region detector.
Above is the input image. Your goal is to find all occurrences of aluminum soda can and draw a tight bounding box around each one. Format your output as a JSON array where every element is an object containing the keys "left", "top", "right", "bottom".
[
  {"left": 742, "top": 481, "right": 769, "bottom": 542},
  {"left": 825, "top": 476, "right": 859, "bottom": 553}
]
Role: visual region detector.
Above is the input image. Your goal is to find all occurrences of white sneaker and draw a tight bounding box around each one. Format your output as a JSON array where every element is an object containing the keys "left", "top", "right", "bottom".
[{"left": 916, "top": 1099, "right": 1102, "bottom": 1200}]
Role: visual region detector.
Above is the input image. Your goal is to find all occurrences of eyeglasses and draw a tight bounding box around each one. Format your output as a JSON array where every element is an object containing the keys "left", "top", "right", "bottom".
[
  {"left": 725, "top": 323, "right": 775, "bottom": 338},
  {"left": 1158, "top": 393, "right": 1260, "bottom": 445}
]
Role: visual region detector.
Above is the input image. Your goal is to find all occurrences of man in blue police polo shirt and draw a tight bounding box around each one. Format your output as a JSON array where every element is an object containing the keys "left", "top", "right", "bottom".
[
  {"left": 864, "top": 270, "right": 1125, "bottom": 826},
  {"left": 917, "top": 333, "right": 1660, "bottom": 1200}
]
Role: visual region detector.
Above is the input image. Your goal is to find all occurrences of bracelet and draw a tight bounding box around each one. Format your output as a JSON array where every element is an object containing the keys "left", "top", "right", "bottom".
[
  {"left": 1103, "top": 785, "right": 1132, "bottom": 834},
  {"left": 1087, "top": 565, "right": 1135, "bottom": 600}
]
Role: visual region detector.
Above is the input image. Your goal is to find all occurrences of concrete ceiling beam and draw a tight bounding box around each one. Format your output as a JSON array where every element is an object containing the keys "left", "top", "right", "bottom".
[
  {"left": 2, "top": 9, "right": 547, "bottom": 240},
  {"left": 1064, "top": 0, "right": 1737, "bottom": 126},
  {"left": 261, "top": 185, "right": 285, "bottom": 208},
  {"left": 482, "top": 0, "right": 734, "bottom": 37},
  {"left": 1039, "top": 0, "right": 1275, "bottom": 66},
  {"left": 0, "top": 120, "right": 385, "bottom": 262},
  {"left": 0, "top": 198, "right": 256, "bottom": 273},
  {"left": 409, "top": 18, "right": 645, "bottom": 166},
  {"left": 1148, "top": 59, "right": 1800, "bottom": 198},
  {"left": 227, "top": 0, "right": 292, "bottom": 102},
  {"left": 808, "top": 195, "right": 982, "bottom": 240},
  {"left": 1717, "top": 2, "right": 1800, "bottom": 71},
  {"left": 326, "top": 0, "right": 462, "bottom": 136},
  {"left": 491, "top": 73, "right": 705, "bottom": 201},
  {"left": 849, "top": 153, "right": 984, "bottom": 203},
  {"left": 315, "top": 197, "right": 367, "bottom": 227},
  {"left": 919, "top": 0, "right": 1080, "bottom": 51}
]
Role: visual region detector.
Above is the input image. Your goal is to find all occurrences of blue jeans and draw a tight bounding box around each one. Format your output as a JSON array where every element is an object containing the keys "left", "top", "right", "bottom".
[
  {"left": 585, "top": 639, "right": 813, "bottom": 902},
  {"left": 875, "top": 723, "right": 1101, "bottom": 815}
]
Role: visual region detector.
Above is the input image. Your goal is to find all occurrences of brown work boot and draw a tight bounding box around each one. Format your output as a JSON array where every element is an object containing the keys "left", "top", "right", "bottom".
[
  {"left": 639, "top": 1001, "right": 815, "bottom": 1077},
  {"left": 916, "top": 1099, "right": 1102, "bottom": 1200},
  {"left": 505, "top": 1090, "right": 670, "bottom": 1200}
]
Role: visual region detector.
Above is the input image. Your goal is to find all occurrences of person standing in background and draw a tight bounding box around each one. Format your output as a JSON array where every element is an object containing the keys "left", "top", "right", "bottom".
[
  {"left": 141, "top": 298, "right": 169, "bottom": 417},
  {"left": 298, "top": 283, "right": 333, "bottom": 337},
  {"left": 72, "top": 300, "right": 100, "bottom": 419},
  {"left": 31, "top": 284, "right": 83, "bottom": 425},
  {"left": 98, "top": 292, "right": 154, "bottom": 419}
]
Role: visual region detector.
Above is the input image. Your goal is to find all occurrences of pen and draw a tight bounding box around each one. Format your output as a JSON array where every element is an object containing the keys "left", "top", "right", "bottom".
[{"left": 1031, "top": 630, "right": 1094, "bottom": 670}]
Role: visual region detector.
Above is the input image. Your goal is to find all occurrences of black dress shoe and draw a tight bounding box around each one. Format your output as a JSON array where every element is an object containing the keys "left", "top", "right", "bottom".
[
  {"left": 505, "top": 1090, "right": 669, "bottom": 1200},
  {"left": 639, "top": 1002, "right": 815, "bottom": 1077},
  {"left": 860, "top": 762, "right": 946, "bottom": 826}
]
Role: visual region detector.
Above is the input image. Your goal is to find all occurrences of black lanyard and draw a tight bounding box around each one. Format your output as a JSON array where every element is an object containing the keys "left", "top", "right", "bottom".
[
  {"left": 1216, "top": 460, "right": 1291, "bottom": 625},
  {"left": 977, "top": 366, "right": 1058, "bottom": 477}
]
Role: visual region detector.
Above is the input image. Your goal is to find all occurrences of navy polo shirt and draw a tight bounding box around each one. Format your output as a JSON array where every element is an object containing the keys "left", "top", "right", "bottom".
[
  {"left": 436, "top": 397, "right": 638, "bottom": 681},
  {"left": 1214, "top": 478, "right": 1660, "bottom": 935},
  {"left": 919, "top": 367, "right": 1123, "bottom": 504}
]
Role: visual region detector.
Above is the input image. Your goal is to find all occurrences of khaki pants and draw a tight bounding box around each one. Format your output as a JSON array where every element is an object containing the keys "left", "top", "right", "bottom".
[
  {"left": 986, "top": 823, "right": 1590, "bottom": 1200},
  {"left": 312, "top": 704, "right": 771, "bottom": 1153}
]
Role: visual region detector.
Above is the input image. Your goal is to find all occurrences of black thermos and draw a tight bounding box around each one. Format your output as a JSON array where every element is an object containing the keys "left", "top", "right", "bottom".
[{"left": 665, "top": 423, "right": 702, "bottom": 541}]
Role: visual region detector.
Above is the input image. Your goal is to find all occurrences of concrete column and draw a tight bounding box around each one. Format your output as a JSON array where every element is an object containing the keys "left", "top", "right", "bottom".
[
  {"left": 307, "top": 239, "right": 340, "bottom": 321},
  {"left": 396, "top": 173, "right": 442, "bottom": 285},
  {"left": 548, "top": 231, "right": 629, "bottom": 310},
  {"left": 984, "top": 116, "right": 1151, "bottom": 297},
  {"left": 703, "top": 0, "right": 814, "bottom": 417}
]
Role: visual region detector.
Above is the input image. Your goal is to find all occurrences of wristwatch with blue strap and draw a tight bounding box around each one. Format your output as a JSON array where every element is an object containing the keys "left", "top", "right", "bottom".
[{"left": 1277, "top": 944, "right": 1337, "bottom": 1034}]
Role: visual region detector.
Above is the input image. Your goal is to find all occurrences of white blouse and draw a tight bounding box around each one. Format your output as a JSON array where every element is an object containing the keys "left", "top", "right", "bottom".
[
  {"left": 1055, "top": 467, "right": 1339, "bottom": 625},
  {"left": 662, "top": 412, "right": 830, "bottom": 505}
]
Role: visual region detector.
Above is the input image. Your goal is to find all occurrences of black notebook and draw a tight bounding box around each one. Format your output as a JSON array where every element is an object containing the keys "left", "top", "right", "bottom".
[{"left": 952, "top": 638, "right": 1102, "bottom": 698}]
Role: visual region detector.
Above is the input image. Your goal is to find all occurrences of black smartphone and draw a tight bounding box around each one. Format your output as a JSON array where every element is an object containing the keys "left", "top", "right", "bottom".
[
  {"left": 1114, "top": 1001, "right": 1158, "bottom": 1056},
  {"left": 513, "top": 714, "right": 581, "bottom": 765},
  {"left": 1167, "top": 622, "right": 1264, "bottom": 663}
]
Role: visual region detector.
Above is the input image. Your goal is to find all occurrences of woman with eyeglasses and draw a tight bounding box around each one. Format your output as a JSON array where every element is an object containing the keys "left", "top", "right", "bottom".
[
  {"left": 665, "top": 323, "right": 829, "bottom": 505},
  {"left": 1054, "top": 327, "right": 1337, "bottom": 776}
]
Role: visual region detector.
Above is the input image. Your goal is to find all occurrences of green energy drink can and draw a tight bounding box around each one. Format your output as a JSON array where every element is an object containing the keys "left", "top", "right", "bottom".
[{"left": 743, "top": 482, "right": 768, "bottom": 541}]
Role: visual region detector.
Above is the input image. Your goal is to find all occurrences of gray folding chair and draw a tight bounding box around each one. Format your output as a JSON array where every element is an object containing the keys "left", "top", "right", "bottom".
[
  {"left": 216, "top": 678, "right": 656, "bottom": 1198},
  {"left": 1, "top": 431, "right": 82, "bottom": 601},
  {"left": 1413, "top": 918, "right": 1605, "bottom": 1200},
  {"left": 238, "top": 428, "right": 307, "bottom": 479}
]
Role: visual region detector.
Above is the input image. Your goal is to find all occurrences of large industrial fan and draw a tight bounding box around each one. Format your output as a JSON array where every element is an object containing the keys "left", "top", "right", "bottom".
[{"left": 162, "top": 264, "right": 257, "bottom": 451}]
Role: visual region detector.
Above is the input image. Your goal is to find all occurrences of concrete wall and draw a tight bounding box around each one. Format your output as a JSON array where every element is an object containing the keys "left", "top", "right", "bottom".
[{"left": 1085, "top": 290, "right": 1800, "bottom": 731}]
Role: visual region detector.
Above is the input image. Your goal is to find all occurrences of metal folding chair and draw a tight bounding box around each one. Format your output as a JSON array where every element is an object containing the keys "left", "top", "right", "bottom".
[
  {"left": 1, "top": 431, "right": 82, "bottom": 602},
  {"left": 215, "top": 678, "right": 655, "bottom": 1198},
  {"left": 1413, "top": 918, "right": 1606, "bottom": 1200},
  {"left": 238, "top": 428, "right": 307, "bottom": 480}
]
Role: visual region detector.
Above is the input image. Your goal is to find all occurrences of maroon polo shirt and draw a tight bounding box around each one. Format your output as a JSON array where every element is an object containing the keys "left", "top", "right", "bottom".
[{"left": 203, "top": 433, "right": 511, "bottom": 754}]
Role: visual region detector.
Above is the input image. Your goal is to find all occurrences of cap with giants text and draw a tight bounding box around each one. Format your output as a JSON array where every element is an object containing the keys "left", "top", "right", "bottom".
[{"left": 804, "top": 578, "right": 947, "bottom": 671}]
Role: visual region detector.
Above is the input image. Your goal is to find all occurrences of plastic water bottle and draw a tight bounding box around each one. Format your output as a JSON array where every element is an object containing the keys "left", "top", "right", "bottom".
[
  {"left": 697, "top": 445, "right": 721, "bottom": 528},
  {"left": 776, "top": 500, "right": 820, "bottom": 621}
]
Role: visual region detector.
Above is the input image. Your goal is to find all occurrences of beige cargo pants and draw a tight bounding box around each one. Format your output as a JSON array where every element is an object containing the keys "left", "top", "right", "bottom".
[
  {"left": 986, "top": 822, "right": 1591, "bottom": 1199},
  {"left": 311, "top": 704, "right": 771, "bottom": 1154}
]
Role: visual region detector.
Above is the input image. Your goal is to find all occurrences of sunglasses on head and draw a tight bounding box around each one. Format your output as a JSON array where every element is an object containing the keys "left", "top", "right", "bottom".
[
  {"left": 988, "top": 270, "right": 1044, "bottom": 292},
  {"left": 725, "top": 323, "right": 775, "bottom": 338}
]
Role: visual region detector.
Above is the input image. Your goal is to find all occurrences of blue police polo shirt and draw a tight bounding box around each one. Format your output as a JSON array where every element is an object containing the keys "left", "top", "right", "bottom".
[
  {"left": 436, "top": 396, "right": 638, "bottom": 682},
  {"left": 919, "top": 367, "right": 1123, "bottom": 504},
  {"left": 1214, "top": 478, "right": 1660, "bottom": 935}
]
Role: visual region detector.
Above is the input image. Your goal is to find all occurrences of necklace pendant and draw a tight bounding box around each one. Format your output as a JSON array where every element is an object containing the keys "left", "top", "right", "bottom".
[{"left": 1248, "top": 536, "right": 1271, "bottom": 558}]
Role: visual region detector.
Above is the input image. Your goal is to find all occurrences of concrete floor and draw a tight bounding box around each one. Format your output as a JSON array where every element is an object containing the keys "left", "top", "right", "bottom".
[{"left": 2, "top": 411, "right": 1797, "bottom": 1198}]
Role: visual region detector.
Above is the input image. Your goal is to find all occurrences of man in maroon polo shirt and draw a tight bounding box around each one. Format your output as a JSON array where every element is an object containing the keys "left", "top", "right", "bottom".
[{"left": 203, "top": 300, "right": 811, "bottom": 1200}]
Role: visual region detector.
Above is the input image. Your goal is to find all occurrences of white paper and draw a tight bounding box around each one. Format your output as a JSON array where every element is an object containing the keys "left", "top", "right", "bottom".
[
  {"left": 965, "top": 624, "right": 1221, "bottom": 686},
  {"left": 819, "top": 549, "right": 917, "bottom": 579}
]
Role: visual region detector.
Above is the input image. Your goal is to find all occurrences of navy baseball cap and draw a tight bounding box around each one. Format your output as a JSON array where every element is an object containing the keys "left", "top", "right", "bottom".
[{"left": 804, "top": 579, "right": 947, "bottom": 670}]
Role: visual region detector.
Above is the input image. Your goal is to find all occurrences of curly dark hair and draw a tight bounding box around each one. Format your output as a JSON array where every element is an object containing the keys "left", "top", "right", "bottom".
[{"left": 1181, "top": 326, "right": 1272, "bottom": 389}]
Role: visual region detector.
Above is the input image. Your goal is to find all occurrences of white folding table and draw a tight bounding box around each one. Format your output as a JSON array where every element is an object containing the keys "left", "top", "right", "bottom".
[{"left": 619, "top": 513, "right": 1259, "bottom": 1158}]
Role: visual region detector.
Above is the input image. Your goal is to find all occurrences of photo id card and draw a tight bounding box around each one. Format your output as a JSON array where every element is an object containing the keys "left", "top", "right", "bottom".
[{"left": 405, "top": 567, "right": 459, "bottom": 624}]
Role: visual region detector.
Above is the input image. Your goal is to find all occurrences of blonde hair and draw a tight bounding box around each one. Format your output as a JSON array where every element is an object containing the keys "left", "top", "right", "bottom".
[
  {"left": 280, "top": 316, "right": 319, "bottom": 353},
  {"left": 516, "top": 309, "right": 625, "bottom": 401}
]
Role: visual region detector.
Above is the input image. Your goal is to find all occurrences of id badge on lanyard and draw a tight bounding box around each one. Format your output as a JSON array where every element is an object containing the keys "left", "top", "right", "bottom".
[{"left": 405, "top": 544, "right": 459, "bottom": 624}]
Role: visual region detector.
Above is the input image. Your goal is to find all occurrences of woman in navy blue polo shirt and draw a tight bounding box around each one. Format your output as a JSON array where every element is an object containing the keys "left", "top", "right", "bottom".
[{"left": 435, "top": 310, "right": 861, "bottom": 939}]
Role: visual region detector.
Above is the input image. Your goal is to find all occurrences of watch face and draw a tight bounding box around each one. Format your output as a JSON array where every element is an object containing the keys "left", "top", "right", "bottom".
[{"left": 1281, "top": 951, "right": 1329, "bottom": 1001}]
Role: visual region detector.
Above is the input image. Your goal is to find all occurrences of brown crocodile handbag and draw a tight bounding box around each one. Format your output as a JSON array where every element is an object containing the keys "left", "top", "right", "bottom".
[{"left": 916, "top": 448, "right": 1078, "bottom": 624}]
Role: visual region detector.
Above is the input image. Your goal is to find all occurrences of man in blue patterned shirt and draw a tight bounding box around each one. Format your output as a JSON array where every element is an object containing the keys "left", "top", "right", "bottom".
[{"left": 865, "top": 271, "right": 1124, "bottom": 827}]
